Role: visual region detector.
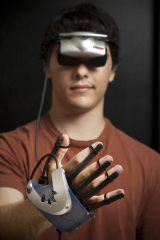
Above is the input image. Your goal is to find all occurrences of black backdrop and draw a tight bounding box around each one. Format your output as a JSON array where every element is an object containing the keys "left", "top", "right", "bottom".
[{"left": 0, "top": 0, "right": 159, "bottom": 152}]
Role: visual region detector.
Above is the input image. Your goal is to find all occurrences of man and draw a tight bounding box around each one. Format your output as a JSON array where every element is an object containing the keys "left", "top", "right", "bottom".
[{"left": 0, "top": 3, "right": 160, "bottom": 240}]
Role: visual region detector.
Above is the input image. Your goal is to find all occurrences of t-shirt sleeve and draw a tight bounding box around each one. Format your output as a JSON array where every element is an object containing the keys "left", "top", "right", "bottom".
[
  {"left": 0, "top": 133, "right": 28, "bottom": 197},
  {"left": 136, "top": 151, "right": 160, "bottom": 240}
]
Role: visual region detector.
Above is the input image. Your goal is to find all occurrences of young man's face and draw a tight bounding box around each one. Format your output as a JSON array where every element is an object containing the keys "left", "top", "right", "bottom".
[{"left": 47, "top": 43, "right": 116, "bottom": 113}]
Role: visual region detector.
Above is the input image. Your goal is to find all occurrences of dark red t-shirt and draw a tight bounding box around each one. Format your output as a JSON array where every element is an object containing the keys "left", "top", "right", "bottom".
[{"left": 0, "top": 113, "right": 160, "bottom": 240}]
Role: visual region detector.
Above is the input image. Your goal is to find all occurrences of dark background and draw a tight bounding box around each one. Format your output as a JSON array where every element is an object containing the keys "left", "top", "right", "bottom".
[{"left": 0, "top": 0, "right": 159, "bottom": 152}]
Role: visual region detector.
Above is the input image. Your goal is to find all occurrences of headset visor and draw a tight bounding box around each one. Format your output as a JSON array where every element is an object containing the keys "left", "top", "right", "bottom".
[{"left": 57, "top": 32, "right": 109, "bottom": 67}]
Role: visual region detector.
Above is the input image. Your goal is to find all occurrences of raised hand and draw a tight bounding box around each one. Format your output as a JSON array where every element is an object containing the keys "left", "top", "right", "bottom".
[{"left": 48, "top": 134, "right": 124, "bottom": 210}]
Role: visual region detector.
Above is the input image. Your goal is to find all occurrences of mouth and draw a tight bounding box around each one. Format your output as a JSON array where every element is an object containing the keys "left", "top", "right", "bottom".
[{"left": 70, "top": 84, "right": 94, "bottom": 92}]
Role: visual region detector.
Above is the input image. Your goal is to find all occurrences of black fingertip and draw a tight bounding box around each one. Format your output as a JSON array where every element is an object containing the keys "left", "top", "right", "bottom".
[
  {"left": 113, "top": 171, "right": 119, "bottom": 177},
  {"left": 117, "top": 192, "right": 125, "bottom": 199},
  {"left": 96, "top": 143, "right": 103, "bottom": 151},
  {"left": 57, "top": 135, "right": 61, "bottom": 141},
  {"left": 104, "top": 192, "right": 125, "bottom": 205},
  {"left": 90, "top": 143, "right": 103, "bottom": 155},
  {"left": 104, "top": 160, "right": 111, "bottom": 168},
  {"left": 108, "top": 171, "right": 119, "bottom": 182}
]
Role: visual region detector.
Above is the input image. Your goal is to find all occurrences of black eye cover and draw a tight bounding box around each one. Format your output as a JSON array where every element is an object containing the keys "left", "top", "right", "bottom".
[{"left": 58, "top": 52, "right": 107, "bottom": 67}]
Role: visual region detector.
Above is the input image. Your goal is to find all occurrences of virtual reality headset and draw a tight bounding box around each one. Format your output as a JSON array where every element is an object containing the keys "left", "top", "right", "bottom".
[{"left": 52, "top": 32, "right": 118, "bottom": 67}]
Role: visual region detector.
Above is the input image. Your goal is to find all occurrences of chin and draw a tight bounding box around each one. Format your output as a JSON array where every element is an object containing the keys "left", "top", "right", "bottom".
[{"left": 69, "top": 102, "right": 93, "bottom": 112}]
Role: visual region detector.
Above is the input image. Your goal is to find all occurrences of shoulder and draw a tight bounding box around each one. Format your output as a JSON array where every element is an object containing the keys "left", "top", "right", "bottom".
[
  {"left": 0, "top": 117, "right": 39, "bottom": 165},
  {"left": 0, "top": 113, "right": 49, "bottom": 146},
  {"left": 0, "top": 112, "right": 57, "bottom": 166},
  {"left": 104, "top": 117, "right": 160, "bottom": 163},
  {"left": 0, "top": 119, "right": 35, "bottom": 148}
]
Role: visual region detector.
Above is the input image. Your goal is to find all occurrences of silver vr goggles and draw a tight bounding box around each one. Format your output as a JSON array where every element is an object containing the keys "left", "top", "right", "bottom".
[{"left": 50, "top": 32, "right": 118, "bottom": 67}]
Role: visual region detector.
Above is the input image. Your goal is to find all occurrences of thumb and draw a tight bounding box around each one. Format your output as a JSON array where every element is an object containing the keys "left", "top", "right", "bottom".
[
  {"left": 55, "top": 134, "right": 70, "bottom": 164},
  {"left": 48, "top": 134, "right": 69, "bottom": 179}
]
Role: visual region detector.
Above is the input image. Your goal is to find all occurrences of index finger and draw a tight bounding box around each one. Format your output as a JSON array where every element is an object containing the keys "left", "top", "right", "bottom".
[{"left": 63, "top": 142, "right": 103, "bottom": 179}]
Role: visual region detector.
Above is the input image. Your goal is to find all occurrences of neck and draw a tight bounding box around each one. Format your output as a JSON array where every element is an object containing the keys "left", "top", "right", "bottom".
[{"left": 49, "top": 99, "right": 105, "bottom": 141}]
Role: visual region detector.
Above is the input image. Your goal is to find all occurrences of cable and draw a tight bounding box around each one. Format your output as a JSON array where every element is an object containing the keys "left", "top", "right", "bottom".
[
  {"left": 56, "top": 229, "right": 62, "bottom": 240},
  {"left": 42, "top": 151, "right": 59, "bottom": 176},
  {"left": 33, "top": 37, "right": 66, "bottom": 240},
  {"left": 48, "top": 226, "right": 55, "bottom": 240},
  {"left": 34, "top": 40, "right": 59, "bottom": 172},
  {"left": 29, "top": 153, "right": 59, "bottom": 180}
]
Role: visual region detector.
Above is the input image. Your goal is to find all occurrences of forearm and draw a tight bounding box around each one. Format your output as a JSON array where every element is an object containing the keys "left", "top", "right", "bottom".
[{"left": 0, "top": 198, "right": 52, "bottom": 240}]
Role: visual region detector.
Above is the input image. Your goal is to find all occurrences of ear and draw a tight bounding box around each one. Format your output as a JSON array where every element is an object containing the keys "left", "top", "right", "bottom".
[
  {"left": 109, "top": 65, "right": 117, "bottom": 82},
  {"left": 43, "top": 61, "right": 51, "bottom": 79}
]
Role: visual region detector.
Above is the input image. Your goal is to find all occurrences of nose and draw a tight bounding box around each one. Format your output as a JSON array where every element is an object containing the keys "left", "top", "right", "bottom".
[{"left": 73, "top": 63, "right": 89, "bottom": 80}]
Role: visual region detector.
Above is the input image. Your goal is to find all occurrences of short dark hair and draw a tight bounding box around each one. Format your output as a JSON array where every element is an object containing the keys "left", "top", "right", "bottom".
[{"left": 41, "top": 3, "right": 119, "bottom": 68}]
